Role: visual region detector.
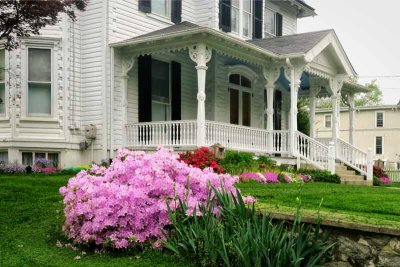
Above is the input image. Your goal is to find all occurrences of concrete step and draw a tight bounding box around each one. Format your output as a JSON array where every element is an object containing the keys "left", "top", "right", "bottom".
[
  {"left": 340, "top": 174, "right": 365, "bottom": 181},
  {"left": 342, "top": 180, "right": 373, "bottom": 186},
  {"left": 336, "top": 169, "right": 357, "bottom": 176}
]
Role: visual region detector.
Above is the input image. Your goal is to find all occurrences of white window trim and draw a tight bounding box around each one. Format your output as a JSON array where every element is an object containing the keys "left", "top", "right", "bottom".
[
  {"left": 230, "top": 0, "right": 253, "bottom": 39},
  {"left": 150, "top": 57, "right": 172, "bottom": 122},
  {"left": 228, "top": 72, "right": 254, "bottom": 126},
  {"left": 324, "top": 114, "right": 332, "bottom": 128},
  {"left": 21, "top": 42, "right": 56, "bottom": 119},
  {"left": 375, "top": 110, "right": 384, "bottom": 128},
  {"left": 0, "top": 47, "right": 8, "bottom": 118},
  {"left": 374, "top": 136, "right": 384, "bottom": 156},
  {"left": 264, "top": 7, "right": 277, "bottom": 37}
]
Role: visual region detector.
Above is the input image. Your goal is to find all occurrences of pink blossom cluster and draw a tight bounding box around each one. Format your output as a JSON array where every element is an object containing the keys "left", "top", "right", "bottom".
[
  {"left": 379, "top": 176, "right": 392, "bottom": 185},
  {"left": 59, "top": 147, "right": 244, "bottom": 249},
  {"left": 239, "top": 172, "right": 279, "bottom": 184}
]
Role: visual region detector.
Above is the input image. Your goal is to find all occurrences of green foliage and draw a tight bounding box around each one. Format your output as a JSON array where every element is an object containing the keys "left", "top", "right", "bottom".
[
  {"left": 219, "top": 151, "right": 257, "bottom": 175},
  {"left": 256, "top": 155, "right": 276, "bottom": 168},
  {"left": 165, "top": 188, "right": 333, "bottom": 267},
  {"left": 373, "top": 176, "right": 380, "bottom": 186},
  {"left": 354, "top": 80, "right": 383, "bottom": 107},
  {"left": 297, "top": 98, "right": 310, "bottom": 136},
  {"left": 297, "top": 169, "right": 341, "bottom": 184}
]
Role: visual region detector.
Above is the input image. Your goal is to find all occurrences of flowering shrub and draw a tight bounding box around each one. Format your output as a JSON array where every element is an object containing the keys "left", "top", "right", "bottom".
[
  {"left": 179, "top": 147, "right": 224, "bottom": 174},
  {"left": 35, "top": 158, "right": 53, "bottom": 168},
  {"left": 264, "top": 172, "right": 279, "bottom": 183},
  {"left": 60, "top": 147, "right": 244, "bottom": 249},
  {"left": 240, "top": 172, "right": 267, "bottom": 183},
  {"left": 239, "top": 171, "right": 310, "bottom": 184},
  {"left": 373, "top": 165, "right": 387, "bottom": 178},
  {"left": 0, "top": 163, "right": 27, "bottom": 174}
]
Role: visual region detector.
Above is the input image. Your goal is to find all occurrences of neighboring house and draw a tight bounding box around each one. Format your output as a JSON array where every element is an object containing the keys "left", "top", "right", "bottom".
[
  {"left": 0, "top": 0, "right": 372, "bottom": 180},
  {"left": 315, "top": 104, "right": 400, "bottom": 169}
]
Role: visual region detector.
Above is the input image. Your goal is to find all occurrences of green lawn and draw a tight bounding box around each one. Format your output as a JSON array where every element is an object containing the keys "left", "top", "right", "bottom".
[
  {"left": 0, "top": 174, "right": 193, "bottom": 267},
  {"left": 238, "top": 181, "right": 400, "bottom": 229}
]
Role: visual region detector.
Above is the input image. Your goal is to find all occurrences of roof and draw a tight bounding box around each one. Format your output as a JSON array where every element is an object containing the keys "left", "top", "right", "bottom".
[
  {"left": 248, "top": 29, "right": 333, "bottom": 55},
  {"left": 316, "top": 104, "right": 400, "bottom": 113},
  {"left": 295, "top": 0, "right": 315, "bottom": 12}
]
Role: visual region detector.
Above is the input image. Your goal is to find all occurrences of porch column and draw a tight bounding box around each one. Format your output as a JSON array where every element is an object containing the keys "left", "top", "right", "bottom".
[
  {"left": 347, "top": 94, "right": 355, "bottom": 145},
  {"left": 189, "top": 43, "right": 212, "bottom": 147},
  {"left": 329, "top": 77, "right": 345, "bottom": 157},
  {"left": 263, "top": 64, "right": 281, "bottom": 152},
  {"left": 285, "top": 59, "right": 305, "bottom": 157},
  {"left": 121, "top": 57, "right": 135, "bottom": 148}
]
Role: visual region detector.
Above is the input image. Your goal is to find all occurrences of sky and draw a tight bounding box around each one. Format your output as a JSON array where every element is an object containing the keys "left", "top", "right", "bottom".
[{"left": 297, "top": 0, "right": 400, "bottom": 105}]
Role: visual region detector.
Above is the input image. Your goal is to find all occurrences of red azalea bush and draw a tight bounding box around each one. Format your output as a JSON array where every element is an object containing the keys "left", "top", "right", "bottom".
[
  {"left": 373, "top": 165, "right": 386, "bottom": 178},
  {"left": 179, "top": 147, "right": 225, "bottom": 174}
]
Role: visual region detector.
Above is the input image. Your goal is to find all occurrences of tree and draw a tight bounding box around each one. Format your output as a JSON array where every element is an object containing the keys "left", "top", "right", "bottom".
[
  {"left": 297, "top": 98, "right": 310, "bottom": 136},
  {"left": 0, "top": 0, "right": 87, "bottom": 50}
]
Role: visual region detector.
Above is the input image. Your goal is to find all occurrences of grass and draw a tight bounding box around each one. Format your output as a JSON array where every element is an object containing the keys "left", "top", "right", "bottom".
[
  {"left": 238, "top": 181, "right": 400, "bottom": 229},
  {"left": 0, "top": 174, "right": 193, "bottom": 267}
]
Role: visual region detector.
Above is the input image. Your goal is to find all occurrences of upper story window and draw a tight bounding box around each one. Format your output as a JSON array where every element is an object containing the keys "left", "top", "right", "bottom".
[
  {"left": 324, "top": 114, "right": 332, "bottom": 128},
  {"left": 138, "top": 0, "right": 182, "bottom": 24},
  {"left": 230, "top": 0, "right": 252, "bottom": 38},
  {"left": 0, "top": 49, "right": 5, "bottom": 115},
  {"left": 376, "top": 111, "right": 384, "bottom": 127},
  {"left": 27, "top": 48, "right": 52, "bottom": 116},
  {"left": 264, "top": 8, "right": 283, "bottom": 37}
]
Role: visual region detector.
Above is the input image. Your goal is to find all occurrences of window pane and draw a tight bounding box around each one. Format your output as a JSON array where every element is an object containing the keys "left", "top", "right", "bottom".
[
  {"left": 35, "top": 153, "right": 46, "bottom": 160},
  {"left": 376, "top": 112, "right": 383, "bottom": 127},
  {"left": 48, "top": 153, "right": 59, "bottom": 167},
  {"left": 229, "top": 74, "right": 240, "bottom": 85},
  {"left": 28, "top": 83, "right": 51, "bottom": 114},
  {"left": 325, "top": 115, "right": 331, "bottom": 128},
  {"left": 376, "top": 137, "right": 383, "bottom": 155},
  {"left": 22, "top": 152, "right": 33, "bottom": 166},
  {"left": 0, "top": 83, "right": 4, "bottom": 114},
  {"left": 230, "top": 89, "right": 239, "bottom": 125},
  {"left": 241, "top": 76, "right": 251, "bottom": 88},
  {"left": 242, "top": 92, "right": 251, "bottom": 126},
  {"left": 151, "top": 60, "right": 169, "bottom": 103},
  {"left": 152, "top": 102, "right": 168, "bottom": 121},
  {"left": 242, "top": 13, "right": 251, "bottom": 37},
  {"left": 231, "top": 7, "right": 239, "bottom": 33},
  {"left": 28, "top": 48, "right": 51, "bottom": 82},
  {"left": 265, "top": 9, "right": 276, "bottom": 35},
  {"left": 0, "top": 151, "right": 8, "bottom": 164},
  {"left": 152, "top": 0, "right": 169, "bottom": 17},
  {"left": 243, "top": 0, "right": 251, "bottom": 12},
  {"left": 0, "top": 49, "right": 5, "bottom": 81}
]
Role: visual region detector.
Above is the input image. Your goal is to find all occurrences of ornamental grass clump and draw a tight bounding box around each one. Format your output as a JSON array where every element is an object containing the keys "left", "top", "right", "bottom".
[{"left": 59, "top": 147, "right": 240, "bottom": 249}]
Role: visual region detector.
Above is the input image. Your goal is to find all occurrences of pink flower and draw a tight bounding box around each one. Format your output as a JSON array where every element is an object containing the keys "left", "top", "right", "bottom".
[
  {"left": 379, "top": 176, "right": 392, "bottom": 185},
  {"left": 264, "top": 172, "right": 279, "bottom": 183}
]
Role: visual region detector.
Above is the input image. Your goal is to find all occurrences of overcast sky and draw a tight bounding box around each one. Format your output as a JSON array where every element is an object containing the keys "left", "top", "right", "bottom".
[{"left": 297, "top": 0, "right": 400, "bottom": 105}]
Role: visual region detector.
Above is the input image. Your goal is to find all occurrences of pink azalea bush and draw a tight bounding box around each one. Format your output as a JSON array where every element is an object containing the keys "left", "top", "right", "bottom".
[
  {"left": 264, "top": 172, "right": 279, "bottom": 183},
  {"left": 59, "top": 147, "right": 248, "bottom": 249},
  {"left": 240, "top": 172, "right": 267, "bottom": 183},
  {"left": 379, "top": 176, "right": 392, "bottom": 185}
]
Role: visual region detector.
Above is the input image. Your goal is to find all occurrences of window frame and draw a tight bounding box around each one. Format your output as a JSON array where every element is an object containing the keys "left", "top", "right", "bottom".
[
  {"left": 21, "top": 151, "right": 60, "bottom": 166},
  {"left": 150, "top": 57, "right": 172, "bottom": 122},
  {"left": 0, "top": 150, "right": 8, "bottom": 164},
  {"left": 264, "top": 7, "right": 277, "bottom": 37},
  {"left": 230, "top": 0, "right": 253, "bottom": 39},
  {"left": 324, "top": 114, "right": 332, "bottom": 128},
  {"left": 25, "top": 46, "right": 53, "bottom": 117},
  {"left": 375, "top": 111, "right": 384, "bottom": 128},
  {"left": 151, "top": 0, "right": 171, "bottom": 20},
  {"left": 375, "top": 136, "right": 384, "bottom": 156},
  {"left": 0, "top": 47, "right": 8, "bottom": 117}
]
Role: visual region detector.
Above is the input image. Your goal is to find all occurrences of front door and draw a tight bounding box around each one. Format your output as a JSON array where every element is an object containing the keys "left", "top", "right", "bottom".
[{"left": 229, "top": 74, "right": 252, "bottom": 127}]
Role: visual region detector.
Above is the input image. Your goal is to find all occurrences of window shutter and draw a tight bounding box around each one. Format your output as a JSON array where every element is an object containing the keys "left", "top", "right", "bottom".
[
  {"left": 171, "top": 0, "right": 182, "bottom": 24},
  {"left": 253, "top": 0, "right": 263, "bottom": 39},
  {"left": 171, "top": 61, "right": 181, "bottom": 120},
  {"left": 139, "top": 0, "right": 151, "bottom": 13},
  {"left": 219, "top": 0, "right": 231, "bottom": 32},
  {"left": 138, "top": 55, "right": 152, "bottom": 122},
  {"left": 276, "top": 13, "right": 283, "bottom": 36}
]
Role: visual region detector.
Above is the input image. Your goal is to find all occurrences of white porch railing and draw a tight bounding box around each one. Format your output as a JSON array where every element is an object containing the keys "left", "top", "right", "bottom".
[
  {"left": 205, "top": 121, "right": 289, "bottom": 153},
  {"left": 296, "top": 131, "right": 330, "bottom": 170},
  {"left": 125, "top": 120, "right": 197, "bottom": 147}
]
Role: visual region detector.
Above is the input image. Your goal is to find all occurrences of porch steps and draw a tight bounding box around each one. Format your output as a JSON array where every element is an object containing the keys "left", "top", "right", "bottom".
[{"left": 335, "top": 164, "right": 372, "bottom": 186}]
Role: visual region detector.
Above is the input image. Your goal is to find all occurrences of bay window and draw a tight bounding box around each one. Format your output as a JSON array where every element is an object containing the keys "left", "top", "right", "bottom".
[
  {"left": 27, "top": 48, "right": 52, "bottom": 115},
  {"left": 0, "top": 49, "right": 5, "bottom": 115}
]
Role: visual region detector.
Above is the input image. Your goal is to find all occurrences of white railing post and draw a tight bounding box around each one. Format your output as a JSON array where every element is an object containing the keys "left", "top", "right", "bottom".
[
  {"left": 367, "top": 148, "right": 373, "bottom": 182},
  {"left": 189, "top": 43, "right": 212, "bottom": 147},
  {"left": 328, "top": 141, "right": 336, "bottom": 174}
]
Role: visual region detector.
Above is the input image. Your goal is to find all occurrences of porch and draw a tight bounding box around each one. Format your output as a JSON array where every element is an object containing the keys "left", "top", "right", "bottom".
[{"left": 111, "top": 22, "right": 373, "bottom": 181}]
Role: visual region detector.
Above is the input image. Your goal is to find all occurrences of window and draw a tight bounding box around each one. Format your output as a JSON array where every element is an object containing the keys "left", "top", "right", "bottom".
[
  {"left": 376, "top": 111, "right": 384, "bottom": 127},
  {"left": 22, "top": 151, "right": 59, "bottom": 166},
  {"left": 231, "top": 0, "right": 252, "bottom": 38},
  {"left": 375, "top": 136, "right": 383, "bottom": 155},
  {"left": 265, "top": 8, "right": 276, "bottom": 36},
  {"left": 152, "top": 0, "right": 171, "bottom": 18},
  {"left": 151, "top": 59, "right": 170, "bottom": 121},
  {"left": 0, "top": 151, "right": 8, "bottom": 164},
  {"left": 229, "top": 74, "right": 252, "bottom": 126},
  {"left": 324, "top": 114, "right": 332, "bottom": 128},
  {"left": 0, "top": 49, "right": 5, "bottom": 115},
  {"left": 28, "top": 48, "right": 52, "bottom": 115}
]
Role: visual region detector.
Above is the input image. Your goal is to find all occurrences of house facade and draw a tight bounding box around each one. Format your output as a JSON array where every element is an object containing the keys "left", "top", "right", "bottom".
[
  {"left": 0, "top": 0, "right": 373, "bottom": 181},
  {"left": 316, "top": 105, "right": 400, "bottom": 169}
]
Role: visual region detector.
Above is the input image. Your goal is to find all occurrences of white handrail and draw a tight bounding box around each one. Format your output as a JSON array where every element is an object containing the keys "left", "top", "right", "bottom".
[
  {"left": 205, "top": 121, "right": 289, "bottom": 153},
  {"left": 296, "top": 131, "right": 329, "bottom": 170},
  {"left": 336, "top": 138, "right": 368, "bottom": 175}
]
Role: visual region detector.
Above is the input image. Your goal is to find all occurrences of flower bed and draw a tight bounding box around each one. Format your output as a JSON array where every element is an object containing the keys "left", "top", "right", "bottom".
[{"left": 240, "top": 171, "right": 310, "bottom": 184}]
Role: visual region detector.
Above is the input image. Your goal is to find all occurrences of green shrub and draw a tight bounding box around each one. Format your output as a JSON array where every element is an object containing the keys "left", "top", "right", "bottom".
[
  {"left": 297, "top": 169, "right": 341, "bottom": 184},
  {"left": 165, "top": 188, "right": 332, "bottom": 267},
  {"left": 257, "top": 155, "right": 276, "bottom": 168},
  {"left": 373, "top": 176, "right": 380, "bottom": 186},
  {"left": 219, "top": 151, "right": 256, "bottom": 175}
]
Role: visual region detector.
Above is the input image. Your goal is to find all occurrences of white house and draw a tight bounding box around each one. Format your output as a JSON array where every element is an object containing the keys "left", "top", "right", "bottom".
[
  {"left": 316, "top": 104, "right": 400, "bottom": 169},
  {"left": 0, "top": 0, "right": 373, "bottom": 181}
]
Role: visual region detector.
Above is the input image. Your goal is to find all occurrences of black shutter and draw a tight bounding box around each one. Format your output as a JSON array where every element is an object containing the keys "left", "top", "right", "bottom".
[
  {"left": 219, "top": 0, "right": 231, "bottom": 32},
  {"left": 276, "top": 13, "right": 283, "bottom": 37},
  {"left": 138, "top": 55, "right": 152, "bottom": 122},
  {"left": 171, "top": 61, "right": 181, "bottom": 120},
  {"left": 171, "top": 0, "right": 182, "bottom": 24},
  {"left": 253, "top": 0, "right": 263, "bottom": 39},
  {"left": 139, "top": 0, "right": 151, "bottom": 13}
]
